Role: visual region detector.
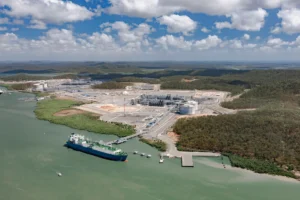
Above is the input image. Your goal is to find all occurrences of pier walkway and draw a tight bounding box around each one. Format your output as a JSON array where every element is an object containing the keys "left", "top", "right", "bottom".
[
  {"left": 106, "top": 132, "right": 143, "bottom": 145},
  {"left": 159, "top": 135, "right": 221, "bottom": 167}
]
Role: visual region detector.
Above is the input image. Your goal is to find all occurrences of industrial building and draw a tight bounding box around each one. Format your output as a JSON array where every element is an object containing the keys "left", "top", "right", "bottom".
[
  {"left": 131, "top": 94, "right": 198, "bottom": 115},
  {"left": 126, "top": 83, "right": 160, "bottom": 91},
  {"left": 179, "top": 101, "right": 198, "bottom": 115},
  {"left": 134, "top": 94, "right": 186, "bottom": 107},
  {"left": 32, "top": 82, "right": 48, "bottom": 92}
]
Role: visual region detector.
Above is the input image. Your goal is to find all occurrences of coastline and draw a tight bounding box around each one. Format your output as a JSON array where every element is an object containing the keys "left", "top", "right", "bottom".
[
  {"left": 2, "top": 81, "right": 299, "bottom": 182},
  {"left": 194, "top": 158, "right": 299, "bottom": 184}
]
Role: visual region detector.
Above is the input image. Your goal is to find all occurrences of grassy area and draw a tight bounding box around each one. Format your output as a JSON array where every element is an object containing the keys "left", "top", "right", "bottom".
[
  {"left": 0, "top": 84, "right": 13, "bottom": 90},
  {"left": 34, "top": 99, "right": 135, "bottom": 137},
  {"left": 139, "top": 138, "right": 167, "bottom": 152},
  {"left": 224, "top": 154, "right": 296, "bottom": 178}
]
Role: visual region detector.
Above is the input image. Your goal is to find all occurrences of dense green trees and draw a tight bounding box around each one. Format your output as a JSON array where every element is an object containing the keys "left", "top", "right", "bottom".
[
  {"left": 174, "top": 109, "right": 300, "bottom": 177},
  {"left": 139, "top": 138, "right": 167, "bottom": 152}
]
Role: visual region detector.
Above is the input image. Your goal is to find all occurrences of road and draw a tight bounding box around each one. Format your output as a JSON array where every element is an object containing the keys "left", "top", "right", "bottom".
[{"left": 145, "top": 112, "right": 177, "bottom": 138}]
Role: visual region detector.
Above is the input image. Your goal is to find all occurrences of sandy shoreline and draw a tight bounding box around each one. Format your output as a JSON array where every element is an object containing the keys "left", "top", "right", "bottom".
[{"left": 194, "top": 159, "right": 299, "bottom": 183}]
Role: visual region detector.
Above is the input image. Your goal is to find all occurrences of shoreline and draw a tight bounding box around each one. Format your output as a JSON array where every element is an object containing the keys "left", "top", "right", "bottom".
[
  {"left": 2, "top": 84, "right": 299, "bottom": 182},
  {"left": 194, "top": 158, "right": 299, "bottom": 183}
]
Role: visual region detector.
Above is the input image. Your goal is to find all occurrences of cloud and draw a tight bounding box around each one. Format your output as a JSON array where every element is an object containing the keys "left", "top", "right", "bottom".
[
  {"left": 243, "top": 34, "right": 250, "bottom": 40},
  {"left": 0, "top": 17, "right": 10, "bottom": 24},
  {"left": 11, "top": 28, "right": 19, "bottom": 32},
  {"left": 107, "top": 0, "right": 286, "bottom": 18},
  {"left": 27, "top": 20, "right": 47, "bottom": 30},
  {"left": 194, "top": 35, "right": 222, "bottom": 50},
  {"left": 0, "top": 0, "right": 94, "bottom": 24},
  {"left": 2, "top": 26, "right": 300, "bottom": 61},
  {"left": 156, "top": 35, "right": 193, "bottom": 50},
  {"left": 201, "top": 27, "right": 210, "bottom": 33},
  {"left": 270, "top": 26, "right": 282, "bottom": 34},
  {"left": 12, "top": 19, "right": 24, "bottom": 25},
  {"left": 0, "top": 27, "right": 8, "bottom": 31},
  {"left": 158, "top": 14, "right": 197, "bottom": 36},
  {"left": 278, "top": 8, "right": 300, "bottom": 34},
  {"left": 101, "top": 21, "right": 153, "bottom": 44},
  {"left": 215, "top": 8, "right": 268, "bottom": 31},
  {"left": 267, "top": 38, "right": 290, "bottom": 48}
]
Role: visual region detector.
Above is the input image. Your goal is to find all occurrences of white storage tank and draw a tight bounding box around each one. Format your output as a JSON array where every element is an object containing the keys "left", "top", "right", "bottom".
[
  {"left": 33, "top": 84, "right": 44, "bottom": 92},
  {"left": 43, "top": 83, "right": 48, "bottom": 89},
  {"left": 179, "top": 104, "right": 195, "bottom": 115},
  {"left": 188, "top": 100, "right": 198, "bottom": 111}
]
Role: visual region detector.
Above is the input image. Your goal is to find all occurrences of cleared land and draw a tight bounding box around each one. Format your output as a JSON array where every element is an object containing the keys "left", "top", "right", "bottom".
[{"left": 35, "top": 98, "right": 134, "bottom": 137}]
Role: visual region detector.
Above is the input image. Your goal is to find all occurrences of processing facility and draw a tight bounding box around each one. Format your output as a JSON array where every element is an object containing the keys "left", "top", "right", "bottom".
[{"left": 132, "top": 94, "right": 198, "bottom": 115}]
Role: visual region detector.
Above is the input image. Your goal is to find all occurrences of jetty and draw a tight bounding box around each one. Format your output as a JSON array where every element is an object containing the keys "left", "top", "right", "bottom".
[
  {"left": 106, "top": 132, "right": 143, "bottom": 145},
  {"left": 181, "top": 154, "right": 194, "bottom": 167}
]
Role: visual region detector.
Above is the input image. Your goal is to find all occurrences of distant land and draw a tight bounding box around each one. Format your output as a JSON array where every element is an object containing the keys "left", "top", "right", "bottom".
[{"left": 1, "top": 61, "right": 300, "bottom": 74}]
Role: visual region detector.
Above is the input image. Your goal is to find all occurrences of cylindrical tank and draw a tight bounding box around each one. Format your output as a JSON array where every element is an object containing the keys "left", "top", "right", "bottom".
[
  {"left": 179, "top": 104, "right": 195, "bottom": 115},
  {"left": 43, "top": 83, "right": 48, "bottom": 89},
  {"left": 188, "top": 100, "right": 198, "bottom": 111},
  {"left": 34, "top": 84, "right": 44, "bottom": 91}
]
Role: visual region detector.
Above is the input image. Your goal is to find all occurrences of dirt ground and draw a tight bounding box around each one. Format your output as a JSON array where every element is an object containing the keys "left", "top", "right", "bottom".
[
  {"left": 167, "top": 132, "right": 180, "bottom": 143},
  {"left": 54, "top": 109, "right": 86, "bottom": 116},
  {"left": 55, "top": 95, "right": 78, "bottom": 101}
]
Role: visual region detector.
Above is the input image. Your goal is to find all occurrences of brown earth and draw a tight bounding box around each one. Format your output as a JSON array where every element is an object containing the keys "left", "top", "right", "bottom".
[
  {"left": 54, "top": 109, "right": 86, "bottom": 116},
  {"left": 167, "top": 132, "right": 180, "bottom": 143},
  {"left": 100, "top": 105, "right": 116, "bottom": 112},
  {"left": 55, "top": 95, "right": 78, "bottom": 101}
]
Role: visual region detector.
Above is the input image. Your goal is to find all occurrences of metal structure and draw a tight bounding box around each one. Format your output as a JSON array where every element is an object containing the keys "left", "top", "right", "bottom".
[{"left": 137, "top": 94, "right": 186, "bottom": 107}]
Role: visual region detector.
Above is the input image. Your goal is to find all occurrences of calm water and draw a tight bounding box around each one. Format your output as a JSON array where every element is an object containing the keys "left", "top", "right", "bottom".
[{"left": 0, "top": 91, "right": 299, "bottom": 200}]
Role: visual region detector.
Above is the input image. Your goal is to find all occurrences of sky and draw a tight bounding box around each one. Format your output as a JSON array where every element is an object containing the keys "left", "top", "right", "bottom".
[{"left": 0, "top": 0, "right": 300, "bottom": 61}]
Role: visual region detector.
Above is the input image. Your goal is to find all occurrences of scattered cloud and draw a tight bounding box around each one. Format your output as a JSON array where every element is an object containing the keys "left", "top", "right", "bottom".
[
  {"left": 0, "top": 0, "right": 94, "bottom": 25},
  {"left": 11, "top": 28, "right": 19, "bottom": 32},
  {"left": 0, "top": 17, "right": 10, "bottom": 24},
  {"left": 27, "top": 20, "right": 47, "bottom": 30},
  {"left": 278, "top": 8, "right": 300, "bottom": 34},
  {"left": 243, "top": 34, "right": 250, "bottom": 40},
  {"left": 201, "top": 27, "right": 210, "bottom": 33},
  {"left": 215, "top": 9, "right": 268, "bottom": 31},
  {"left": 158, "top": 15, "right": 197, "bottom": 36},
  {"left": 270, "top": 26, "right": 282, "bottom": 34},
  {"left": 0, "top": 27, "right": 8, "bottom": 31},
  {"left": 194, "top": 35, "right": 222, "bottom": 50}
]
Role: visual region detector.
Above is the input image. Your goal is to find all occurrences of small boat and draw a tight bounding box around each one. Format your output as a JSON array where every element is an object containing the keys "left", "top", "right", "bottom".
[
  {"left": 57, "top": 172, "right": 62, "bottom": 177},
  {"left": 147, "top": 154, "right": 151, "bottom": 158},
  {"left": 133, "top": 151, "right": 138, "bottom": 154},
  {"left": 159, "top": 158, "right": 164, "bottom": 163},
  {"left": 140, "top": 153, "right": 145, "bottom": 156}
]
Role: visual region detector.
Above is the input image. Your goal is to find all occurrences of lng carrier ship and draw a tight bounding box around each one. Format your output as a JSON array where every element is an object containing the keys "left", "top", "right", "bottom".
[{"left": 65, "top": 133, "right": 128, "bottom": 161}]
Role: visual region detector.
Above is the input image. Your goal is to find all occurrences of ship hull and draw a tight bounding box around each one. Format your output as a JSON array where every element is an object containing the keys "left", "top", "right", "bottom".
[{"left": 65, "top": 142, "right": 127, "bottom": 161}]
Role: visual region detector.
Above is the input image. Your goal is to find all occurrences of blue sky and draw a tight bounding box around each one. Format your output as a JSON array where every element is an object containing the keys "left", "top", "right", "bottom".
[{"left": 0, "top": 0, "right": 300, "bottom": 61}]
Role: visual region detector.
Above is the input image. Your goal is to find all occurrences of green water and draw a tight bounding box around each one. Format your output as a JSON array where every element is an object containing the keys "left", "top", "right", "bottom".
[{"left": 0, "top": 91, "right": 299, "bottom": 200}]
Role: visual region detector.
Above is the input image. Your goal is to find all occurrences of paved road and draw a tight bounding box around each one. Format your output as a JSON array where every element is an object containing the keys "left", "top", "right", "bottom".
[{"left": 146, "top": 112, "right": 176, "bottom": 138}]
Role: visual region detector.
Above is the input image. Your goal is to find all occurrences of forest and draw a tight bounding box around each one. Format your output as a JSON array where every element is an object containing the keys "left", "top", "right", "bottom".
[{"left": 173, "top": 70, "right": 300, "bottom": 178}]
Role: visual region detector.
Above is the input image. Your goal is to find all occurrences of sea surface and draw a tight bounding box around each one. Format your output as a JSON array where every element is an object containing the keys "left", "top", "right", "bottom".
[{"left": 0, "top": 90, "right": 299, "bottom": 200}]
